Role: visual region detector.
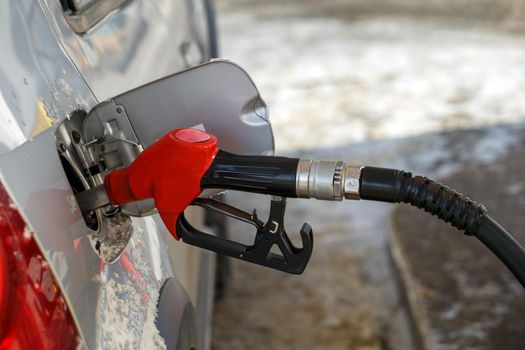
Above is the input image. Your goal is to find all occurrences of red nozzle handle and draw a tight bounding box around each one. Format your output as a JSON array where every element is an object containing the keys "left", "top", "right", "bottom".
[{"left": 104, "top": 128, "right": 218, "bottom": 239}]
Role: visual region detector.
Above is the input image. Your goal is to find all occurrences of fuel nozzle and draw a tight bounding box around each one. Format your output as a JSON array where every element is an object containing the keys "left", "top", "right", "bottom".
[
  {"left": 76, "top": 131, "right": 365, "bottom": 217},
  {"left": 74, "top": 128, "right": 363, "bottom": 273},
  {"left": 77, "top": 154, "right": 364, "bottom": 214}
]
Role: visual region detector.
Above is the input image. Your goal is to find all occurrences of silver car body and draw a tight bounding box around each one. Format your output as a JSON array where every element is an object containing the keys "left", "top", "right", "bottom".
[{"left": 0, "top": 1, "right": 218, "bottom": 348}]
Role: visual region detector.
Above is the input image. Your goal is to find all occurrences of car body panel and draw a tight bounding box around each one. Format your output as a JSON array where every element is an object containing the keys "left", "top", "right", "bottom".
[
  {"left": 0, "top": 1, "right": 95, "bottom": 155},
  {"left": 0, "top": 0, "right": 217, "bottom": 348},
  {"left": 40, "top": 0, "right": 208, "bottom": 101}
]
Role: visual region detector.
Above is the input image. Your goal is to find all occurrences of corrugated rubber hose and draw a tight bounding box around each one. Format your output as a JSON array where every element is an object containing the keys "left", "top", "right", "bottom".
[{"left": 359, "top": 166, "right": 525, "bottom": 287}]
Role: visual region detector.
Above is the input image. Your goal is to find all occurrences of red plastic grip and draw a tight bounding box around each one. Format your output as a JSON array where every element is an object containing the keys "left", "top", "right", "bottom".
[{"left": 104, "top": 128, "right": 218, "bottom": 239}]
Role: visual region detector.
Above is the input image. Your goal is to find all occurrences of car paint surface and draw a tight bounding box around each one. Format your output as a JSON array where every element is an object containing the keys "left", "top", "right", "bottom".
[{"left": 0, "top": 0, "right": 214, "bottom": 348}]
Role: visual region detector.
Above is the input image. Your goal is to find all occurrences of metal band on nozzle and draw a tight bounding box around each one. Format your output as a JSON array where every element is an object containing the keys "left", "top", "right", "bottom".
[{"left": 296, "top": 159, "right": 362, "bottom": 201}]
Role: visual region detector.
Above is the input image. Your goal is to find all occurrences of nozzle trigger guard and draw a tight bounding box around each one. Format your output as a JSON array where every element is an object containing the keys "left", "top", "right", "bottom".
[{"left": 176, "top": 197, "right": 313, "bottom": 274}]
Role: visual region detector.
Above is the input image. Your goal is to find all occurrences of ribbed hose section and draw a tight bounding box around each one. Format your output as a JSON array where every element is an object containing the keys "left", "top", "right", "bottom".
[
  {"left": 398, "top": 174, "right": 486, "bottom": 235},
  {"left": 360, "top": 166, "right": 525, "bottom": 287},
  {"left": 360, "top": 167, "right": 486, "bottom": 235}
]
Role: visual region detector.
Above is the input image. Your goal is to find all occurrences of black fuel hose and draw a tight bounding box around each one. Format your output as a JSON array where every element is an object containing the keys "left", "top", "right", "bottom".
[
  {"left": 475, "top": 217, "right": 525, "bottom": 286},
  {"left": 360, "top": 166, "right": 525, "bottom": 287}
]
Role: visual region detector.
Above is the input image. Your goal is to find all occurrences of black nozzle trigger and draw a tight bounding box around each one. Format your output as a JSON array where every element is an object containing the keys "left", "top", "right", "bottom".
[{"left": 176, "top": 197, "right": 313, "bottom": 274}]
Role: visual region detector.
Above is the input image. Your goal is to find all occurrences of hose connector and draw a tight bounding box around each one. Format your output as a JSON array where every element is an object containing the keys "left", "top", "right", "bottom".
[
  {"left": 343, "top": 165, "right": 362, "bottom": 200},
  {"left": 296, "top": 159, "right": 362, "bottom": 201}
]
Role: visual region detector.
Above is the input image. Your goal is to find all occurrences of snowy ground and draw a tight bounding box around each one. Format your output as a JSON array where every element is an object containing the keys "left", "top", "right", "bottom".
[
  {"left": 217, "top": 2, "right": 525, "bottom": 152},
  {"left": 212, "top": 1, "right": 525, "bottom": 349}
]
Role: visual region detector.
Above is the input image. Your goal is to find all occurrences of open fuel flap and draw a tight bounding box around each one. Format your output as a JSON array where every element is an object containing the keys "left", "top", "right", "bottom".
[{"left": 55, "top": 60, "right": 275, "bottom": 262}]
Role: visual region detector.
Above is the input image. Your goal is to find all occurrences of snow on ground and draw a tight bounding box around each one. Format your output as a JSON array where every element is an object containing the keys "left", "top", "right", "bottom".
[
  {"left": 219, "top": 5, "right": 525, "bottom": 152},
  {"left": 213, "top": 1, "right": 525, "bottom": 349}
]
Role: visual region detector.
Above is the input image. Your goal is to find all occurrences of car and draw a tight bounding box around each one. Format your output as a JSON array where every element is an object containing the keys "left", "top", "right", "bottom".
[{"left": 0, "top": 0, "right": 221, "bottom": 348}]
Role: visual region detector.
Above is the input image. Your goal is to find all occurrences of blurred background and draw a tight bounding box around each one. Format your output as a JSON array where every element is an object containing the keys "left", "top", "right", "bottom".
[{"left": 211, "top": 1, "right": 525, "bottom": 349}]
